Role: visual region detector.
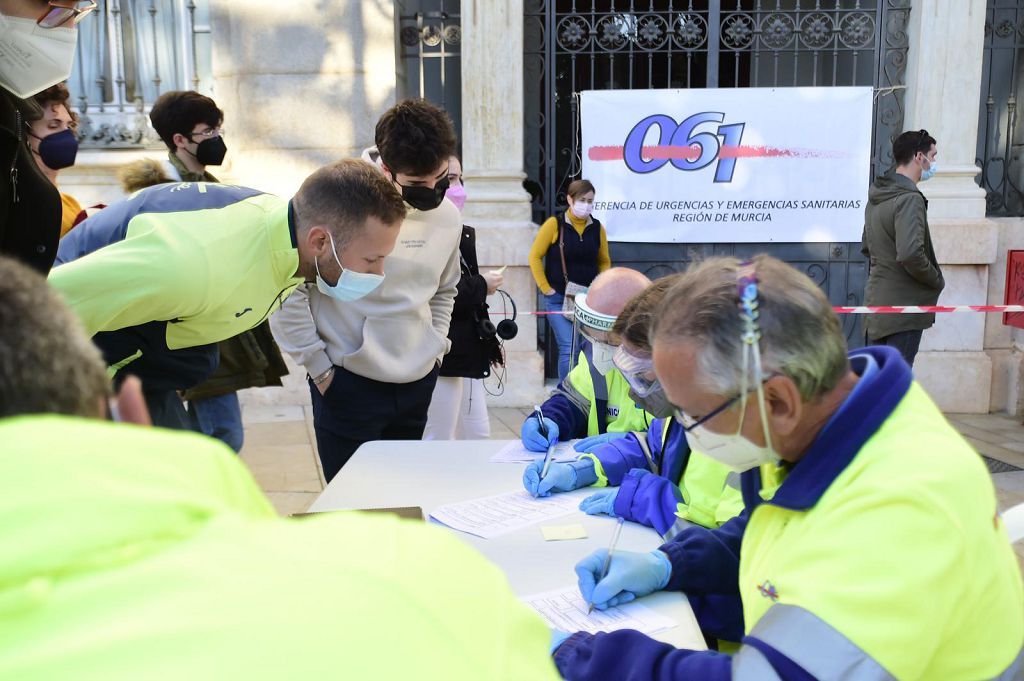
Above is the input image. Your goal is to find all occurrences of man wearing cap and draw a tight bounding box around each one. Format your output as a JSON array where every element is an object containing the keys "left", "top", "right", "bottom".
[{"left": 520, "top": 268, "right": 653, "bottom": 491}]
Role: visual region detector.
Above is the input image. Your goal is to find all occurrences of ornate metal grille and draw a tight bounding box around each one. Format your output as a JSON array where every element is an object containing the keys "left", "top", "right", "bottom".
[
  {"left": 396, "top": 0, "right": 462, "bottom": 139},
  {"left": 977, "top": 0, "right": 1024, "bottom": 217},
  {"left": 66, "top": 0, "right": 211, "bottom": 148},
  {"left": 525, "top": 1, "right": 911, "bottom": 376}
]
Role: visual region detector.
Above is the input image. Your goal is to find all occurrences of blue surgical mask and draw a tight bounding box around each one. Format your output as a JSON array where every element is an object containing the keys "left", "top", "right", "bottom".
[
  {"left": 314, "top": 232, "right": 384, "bottom": 302},
  {"left": 920, "top": 156, "right": 937, "bottom": 182}
]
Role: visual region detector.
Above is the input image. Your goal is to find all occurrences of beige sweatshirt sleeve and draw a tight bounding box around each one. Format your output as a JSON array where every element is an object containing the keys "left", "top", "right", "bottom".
[
  {"left": 430, "top": 237, "right": 461, "bottom": 357},
  {"left": 269, "top": 284, "right": 334, "bottom": 379}
]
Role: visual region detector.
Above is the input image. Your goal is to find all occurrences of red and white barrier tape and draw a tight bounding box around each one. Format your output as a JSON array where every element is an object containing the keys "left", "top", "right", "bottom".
[
  {"left": 832, "top": 305, "right": 1024, "bottom": 314},
  {"left": 492, "top": 305, "right": 1024, "bottom": 316}
]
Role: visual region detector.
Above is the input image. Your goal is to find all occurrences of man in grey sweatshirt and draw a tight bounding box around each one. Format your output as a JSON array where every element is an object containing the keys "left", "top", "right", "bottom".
[{"left": 271, "top": 99, "right": 461, "bottom": 481}]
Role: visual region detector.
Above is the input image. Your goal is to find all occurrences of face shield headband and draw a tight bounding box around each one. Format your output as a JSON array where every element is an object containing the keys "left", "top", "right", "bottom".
[{"left": 570, "top": 292, "right": 618, "bottom": 374}]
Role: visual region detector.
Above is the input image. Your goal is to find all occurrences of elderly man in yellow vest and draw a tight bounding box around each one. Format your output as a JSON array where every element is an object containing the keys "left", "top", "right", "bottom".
[
  {"left": 0, "top": 255, "right": 559, "bottom": 680},
  {"left": 553, "top": 255, "right": 1023, "bottom": 680}
]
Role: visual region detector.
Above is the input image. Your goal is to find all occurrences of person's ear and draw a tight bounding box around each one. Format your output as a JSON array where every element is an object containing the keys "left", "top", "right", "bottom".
[
  {"left": 172, "top": 132, "right": 190, "bottom": 150},
  {"left": 307, "top": 226, "right": 332, "bottom": 255},
  {"left": 764, "top": 374, "right": 801, "bottom": 439}
]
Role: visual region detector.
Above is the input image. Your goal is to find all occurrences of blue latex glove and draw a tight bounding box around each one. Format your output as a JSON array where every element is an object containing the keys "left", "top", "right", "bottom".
[
  {"left": 579, "top": 488, "right": 618, "bottom": 516},
  {"left": 550, "top": 630, "right": 572, "bottom": 654},
  {"left": 575, "top": 549, "right": 672, "bottom": 611},
  {"left": 523, "top": 460, "right": 578, "bottom": 497},
  {"left": 573, "top": 431, "right": 630, "bottom": 453},
  {"left": 521, "top": 416, "right": 559, "bottom": 452}
]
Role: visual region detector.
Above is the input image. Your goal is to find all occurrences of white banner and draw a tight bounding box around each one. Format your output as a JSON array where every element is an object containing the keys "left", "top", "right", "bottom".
[{"left": 580, "top": 87, "right": 873, "bottom": 243}]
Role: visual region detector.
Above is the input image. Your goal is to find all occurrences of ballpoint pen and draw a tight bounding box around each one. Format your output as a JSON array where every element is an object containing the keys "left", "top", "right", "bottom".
[
  {"left": 534, "top": 404, "right": 556, "bottom": 479},
  {"left": 588, "top": 516, "right": 625, "bottom": 614}
]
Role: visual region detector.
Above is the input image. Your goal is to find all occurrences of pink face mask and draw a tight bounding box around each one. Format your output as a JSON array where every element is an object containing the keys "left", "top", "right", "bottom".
[
  {"left": 445, "top": 184, "right": 467, "bottom": 212},
  {"left": 570, "top": 200, "right": 593, "bottom": 219}
]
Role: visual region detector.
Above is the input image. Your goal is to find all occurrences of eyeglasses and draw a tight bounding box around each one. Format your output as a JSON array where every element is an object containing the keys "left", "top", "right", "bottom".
[
  {"left": 672, "top": 375, "right": 775, "bottom": 432},
  {"left": 673, "top": 394, "right": 744, "bottom": 433},
  {"left": 37, "top": 1, "right": 96, "bottom": 29},
  {"left": 190, "top": 127, "right": 224, "bottom": 140}
]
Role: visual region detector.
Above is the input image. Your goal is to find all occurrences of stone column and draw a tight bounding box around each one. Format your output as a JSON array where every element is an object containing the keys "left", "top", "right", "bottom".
[
  {"left": 209, "top": 1, "right": 398, "bottom": 197},
  {"left": 902, "top": 0, "right": 996, "bottom": 412},
  {"left": 461, "top": 0, "right": 546, "bottom": 406}
]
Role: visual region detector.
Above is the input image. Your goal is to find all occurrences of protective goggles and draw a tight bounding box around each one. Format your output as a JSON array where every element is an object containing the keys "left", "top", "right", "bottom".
[
  {"left": 38, "top": 1, "right": 96, "bottom": 28},
  {"left": 612, "top": 345, "right": 660, "bottom": 397}
]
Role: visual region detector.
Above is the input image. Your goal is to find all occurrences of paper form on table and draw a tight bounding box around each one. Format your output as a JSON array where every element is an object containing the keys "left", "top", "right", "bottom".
[
  {"left": 429, "top": 490, "right": 581, "bottom": 539},
  {"left": 522, "top": 586, "right": 677, "bottom": 636},
  {"left": 489, "top": 439, "right": 582, "bottom": 464}
]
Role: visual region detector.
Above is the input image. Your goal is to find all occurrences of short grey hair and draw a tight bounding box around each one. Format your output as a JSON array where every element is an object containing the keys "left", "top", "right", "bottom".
[
  {"left": 652, "top": 255, "right": 849, "bottom": 402},
  {"left": 0, "top": 256, "right": 110, "bottom": 419}
]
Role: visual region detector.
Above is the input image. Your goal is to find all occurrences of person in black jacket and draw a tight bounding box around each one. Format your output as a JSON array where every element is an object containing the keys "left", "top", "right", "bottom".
[
  {"left": 0, "top": 0, "right": 95, "bottom": 274},
  {"left": 423, "top": 156, "right": 504, "bottom": 439}
]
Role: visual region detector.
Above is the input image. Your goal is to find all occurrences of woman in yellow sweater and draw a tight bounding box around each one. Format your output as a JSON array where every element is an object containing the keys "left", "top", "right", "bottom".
[{"left": 528, "top": 179, "right": 611, "bottom": 380}]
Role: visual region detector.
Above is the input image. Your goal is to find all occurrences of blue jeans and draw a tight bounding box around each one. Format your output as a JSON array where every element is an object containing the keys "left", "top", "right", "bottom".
[
  {"left": 544, "top": 292, "right": 576, "bottom": 381},
  {"left": 188, "top": 392, "right": 244, "bottom": 453}
]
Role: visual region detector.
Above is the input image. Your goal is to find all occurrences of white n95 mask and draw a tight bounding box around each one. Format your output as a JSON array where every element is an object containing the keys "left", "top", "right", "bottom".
[
  {"left": 590, "top": 341, "right": 617, "bottom": 376},
  {"left": 687, "top": 418, "right": 778, "bottom": 472},
  {"left": 0, "top": 16, "right": 79, "bottom": 100}
]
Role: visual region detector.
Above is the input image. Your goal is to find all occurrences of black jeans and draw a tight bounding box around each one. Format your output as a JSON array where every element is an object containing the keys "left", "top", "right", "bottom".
[
  {"left": 309, "top": 365, "right": 440, "bottom": 482},
  {"left": 868, "top": 330, "right": 923, "bottom": 368}
]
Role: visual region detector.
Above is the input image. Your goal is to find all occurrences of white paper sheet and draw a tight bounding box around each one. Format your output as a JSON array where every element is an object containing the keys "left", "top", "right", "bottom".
[
  {"left": 522, "top": 587, "right": 677, "bottom": 636},
  {"left": 489, "top": 439, "right": 582, "bottom": 464},
  {"left": 429, "top": 490, "right": 581, "bottom": 539}
]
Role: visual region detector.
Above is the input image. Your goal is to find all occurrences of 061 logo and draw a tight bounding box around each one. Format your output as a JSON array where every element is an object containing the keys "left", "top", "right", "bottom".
[{"left": 623, "top": 112, "right": 746, "bottom": 183}]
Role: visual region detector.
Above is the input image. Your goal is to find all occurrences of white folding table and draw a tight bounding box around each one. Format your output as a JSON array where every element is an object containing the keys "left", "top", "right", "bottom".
[{"left": 309, "top": 439, "right": 707, "bottom": 651}]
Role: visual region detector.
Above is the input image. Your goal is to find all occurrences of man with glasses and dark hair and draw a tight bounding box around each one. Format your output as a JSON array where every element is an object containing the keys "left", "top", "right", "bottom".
[
  {"left": 0, "top": 0, "right": 95, "bottom": 274},
  {"left": 519, "top": 267, "right": 653, "bottom": 497},
  {"left": 552, "top": 254, "right": 1022, "bottom": 681},
  {"left": 861, "top": 128, "right": 944, "bottom": 367},
  {"left": 148, "top": 90, "right": 227, "bottom": 183}
]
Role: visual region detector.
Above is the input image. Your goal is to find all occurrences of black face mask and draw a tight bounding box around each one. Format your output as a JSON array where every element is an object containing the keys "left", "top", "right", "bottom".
[
  {"left": 392, "top": 173, "right": 450, "bottom": 211},
  {"left": 194, "top": 135, "right": 227, "bottom": 166},
  {"left": 630, "top": 387, "right": 673, "bottom": 419}
]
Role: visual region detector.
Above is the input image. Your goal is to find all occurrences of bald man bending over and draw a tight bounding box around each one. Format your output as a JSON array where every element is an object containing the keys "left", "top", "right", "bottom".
[{"left": 521, "top": 267, "right": 653, "bottom": 457}]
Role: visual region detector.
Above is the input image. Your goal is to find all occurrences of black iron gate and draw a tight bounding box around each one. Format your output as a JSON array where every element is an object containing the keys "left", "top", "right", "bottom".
[
  {"left": 524, "top": 0, "right": 911, "bottom": 377},
  {"left": 977, "top": 0, "right": 1024, "bottom": 217},
  {"left": 396, "top": 0, "right": 462, "bottom": 137}
]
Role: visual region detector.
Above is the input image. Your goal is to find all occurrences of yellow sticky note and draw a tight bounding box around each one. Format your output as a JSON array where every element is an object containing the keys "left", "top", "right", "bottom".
[{"left": 541, "top": 524, "right": 589, "bottom": 541}]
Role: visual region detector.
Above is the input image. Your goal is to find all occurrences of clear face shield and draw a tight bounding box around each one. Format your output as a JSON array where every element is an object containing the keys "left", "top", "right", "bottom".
[{"left": 570, "top": 292, "right": 618, "bottom": 375}]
